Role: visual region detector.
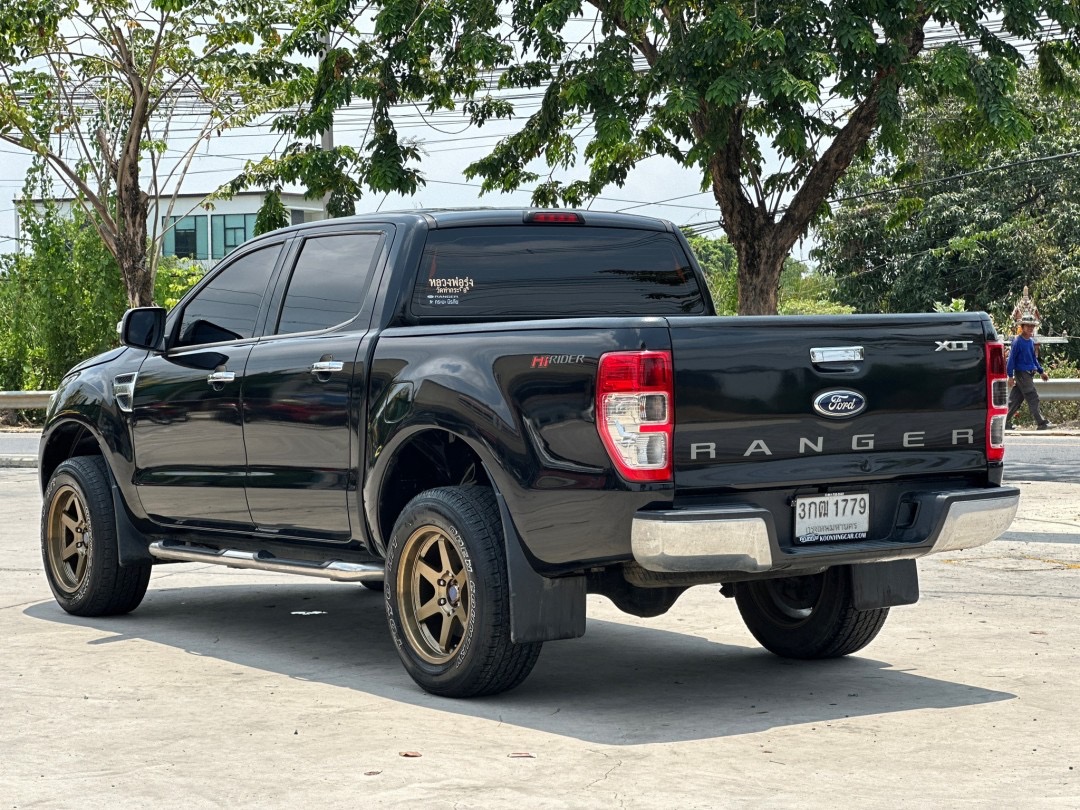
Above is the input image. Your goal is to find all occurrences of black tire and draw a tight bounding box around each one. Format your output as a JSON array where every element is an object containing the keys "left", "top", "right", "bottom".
[
  {"left": 41, "top": 456, "right": 151, "bottom": 617},
  {"left": 360, "top": 580, "right": 385, "bottom": 592},
  {"left": 735, "top": 566, "right": 888, "bottom": 659},
  {"left": 384, "top": 486, "right": 542, "bottom": 698}
]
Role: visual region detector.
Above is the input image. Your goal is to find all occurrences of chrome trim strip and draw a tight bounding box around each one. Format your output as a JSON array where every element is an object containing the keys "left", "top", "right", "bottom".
[{"left": 148, "top": 541, "right": 384, "bottom": 582}]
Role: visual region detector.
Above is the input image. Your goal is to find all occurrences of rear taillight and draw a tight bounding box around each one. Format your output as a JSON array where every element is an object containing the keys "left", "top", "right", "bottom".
[
  {"left": 596, "top": 351, "right": 673, "bottom": 483},
  {"left": 986, "top": 342, "right": 1007, "bottom": 461}
]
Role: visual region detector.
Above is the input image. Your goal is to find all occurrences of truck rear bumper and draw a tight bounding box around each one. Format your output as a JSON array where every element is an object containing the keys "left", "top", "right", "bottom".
[{"left": 631, "top": 487, "right": 1020, "bottom": 574}]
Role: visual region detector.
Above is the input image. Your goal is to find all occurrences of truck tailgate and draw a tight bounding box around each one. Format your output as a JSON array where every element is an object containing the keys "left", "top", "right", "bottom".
[{"left": 670, "top": 313, "right": 995, "bottom": 494}]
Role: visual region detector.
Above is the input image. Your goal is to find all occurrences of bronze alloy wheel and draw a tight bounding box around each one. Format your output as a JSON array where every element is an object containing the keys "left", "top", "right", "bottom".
[
  {"left": 45, "top": 483, "right": 91, "bottom": 596},
  {"left": 396, "top": 525, "right": 471, "bottom": 665},
  {"left": 40, "top": 456, "right": 151, "bottom": 616},
  {"left": 385, "top": 486, "right": 542, "bottom": 696}
]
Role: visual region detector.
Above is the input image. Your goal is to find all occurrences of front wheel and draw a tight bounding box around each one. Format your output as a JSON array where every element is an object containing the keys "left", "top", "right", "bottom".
[
  {"left": 385, "top": 486, "right": 541, "bottom": 698},
  {"left": 41, "top": 456, "right": 151, "bottom": 616},
  {"left": 735, "top": 567, "right": 888, "bottom": 659}
]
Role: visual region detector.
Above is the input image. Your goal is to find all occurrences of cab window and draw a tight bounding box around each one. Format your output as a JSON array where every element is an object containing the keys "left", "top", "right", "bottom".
[
  {"left": 175, "top": 245, "right": 281, "bottom": 347},
  {"left": 275, "top": 233, "right": 383, "bottom": 335}
]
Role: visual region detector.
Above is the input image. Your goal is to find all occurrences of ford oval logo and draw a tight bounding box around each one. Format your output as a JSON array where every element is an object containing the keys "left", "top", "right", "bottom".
[{"left": 813, "top": 389, "right": 867, "bottom": 419}]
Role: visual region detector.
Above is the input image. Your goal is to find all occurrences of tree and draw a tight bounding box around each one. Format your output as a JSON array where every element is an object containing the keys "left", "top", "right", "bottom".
[
  {"left": 687, "top": 233, "right": 852, "bottom": 316},
  {"left": 0, "top": 0, "right": 287, "bottom": 307},
  {"left": 250, "top": 0, "right": 1078, "bottom": 314},
  {"left": 0, "top": 158, "right": 208, "bottom": 398},
  {"left": 685, "top": 233, "right": 738, "bottom": 312},
  {"left": 814, "top": 67, "right": 1080, "bottom": 362},
  {"left": 0, "top": 168, "right": 126, "bottom": 392}
]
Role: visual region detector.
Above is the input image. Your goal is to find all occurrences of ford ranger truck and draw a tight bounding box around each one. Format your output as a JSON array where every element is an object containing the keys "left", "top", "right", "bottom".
[{"left": 38, "top": 209, "right": 1019, "bottom": 697}]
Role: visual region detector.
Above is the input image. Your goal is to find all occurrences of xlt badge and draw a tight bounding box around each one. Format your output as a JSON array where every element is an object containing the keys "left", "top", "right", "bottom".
[
  {"left": 813, "top": 389, "right": 867, "bottom": 419},
  {"left": 935, "top": 340, "right": 973, "bottom": 351}
]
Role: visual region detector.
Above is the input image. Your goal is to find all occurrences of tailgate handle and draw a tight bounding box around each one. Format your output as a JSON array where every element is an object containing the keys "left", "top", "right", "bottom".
[{"left": 810, "top": 346, "right": 864, "bottom": 369}]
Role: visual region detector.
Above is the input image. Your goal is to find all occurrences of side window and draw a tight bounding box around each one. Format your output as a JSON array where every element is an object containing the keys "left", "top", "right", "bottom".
[
  {"left": 162, "top": 215, "right": 208, "bottom": 260},
  {"left": 275, "top": 233, "right": 382, "bottom": 335},
  {"left": 176, "top": 245, "right": 281, "bottom": 347},
  {"left": 210, "top": 213, "right": 258, "bottom": 260}
]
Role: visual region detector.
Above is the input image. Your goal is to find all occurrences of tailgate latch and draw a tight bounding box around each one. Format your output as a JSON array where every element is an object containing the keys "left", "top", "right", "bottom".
[{"left": 810, "top": 346, "right": 864, "bottom": 363}]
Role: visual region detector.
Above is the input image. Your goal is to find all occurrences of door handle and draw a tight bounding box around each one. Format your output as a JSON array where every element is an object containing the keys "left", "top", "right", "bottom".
[
  {"left": 310, "top": 361, "right": 344, "bottom": 374},
  {"left": 810, "top": 346, "right": 864, "bottom": 373},
  {"left": 207, "top": 370, "right": 236, "bottom": 385}
]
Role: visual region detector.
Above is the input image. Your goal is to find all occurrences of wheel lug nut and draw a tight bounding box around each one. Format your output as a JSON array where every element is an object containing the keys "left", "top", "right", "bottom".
[
  {"left": 438, "top": 598, "right": 446, "bottom": 606},
  {"left": 438, "top": 579, "right": 446, "bottom": 586}
]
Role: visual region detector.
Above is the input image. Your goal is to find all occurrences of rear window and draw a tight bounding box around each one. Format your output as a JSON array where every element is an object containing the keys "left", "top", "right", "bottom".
[{"left": 411, "top": 226, "right": 706, "bottom": 319}]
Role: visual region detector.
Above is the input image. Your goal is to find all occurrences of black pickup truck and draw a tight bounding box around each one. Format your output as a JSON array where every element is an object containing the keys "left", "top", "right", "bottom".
[{"left": 39, "top": 209, "right": 1019, "bottom": 697}]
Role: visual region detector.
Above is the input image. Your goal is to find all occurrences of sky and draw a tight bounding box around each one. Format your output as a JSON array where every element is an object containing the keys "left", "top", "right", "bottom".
[
  {"left": 2, "top": 112, "right": 808, "bottom": 261},
  {"left": 1, "top": 10, "right": 1059, "bottom": 264},
  {"left": 0, "top": 6, "right": 819, "bottom": 264}
]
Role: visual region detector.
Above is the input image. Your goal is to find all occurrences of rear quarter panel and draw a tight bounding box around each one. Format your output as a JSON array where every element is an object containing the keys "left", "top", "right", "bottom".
[{"left": 365, "top": 319, "right": 676, "bottom": 569}]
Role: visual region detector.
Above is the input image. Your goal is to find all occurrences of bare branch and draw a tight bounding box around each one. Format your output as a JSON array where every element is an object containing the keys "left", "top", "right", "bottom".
[{"left": 41, "top": 50, "right": 108, "bottom": 195}]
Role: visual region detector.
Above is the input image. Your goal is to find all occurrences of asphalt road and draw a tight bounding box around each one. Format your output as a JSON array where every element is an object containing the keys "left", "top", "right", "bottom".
[
  {"left": 1, "top": 466, "right": 1078, "bottom": 807},
  {"left": 1003, "top": 434, "right": 1080, "bottom": 483},
  {"left": 0, "top": 431, "right": 38, "bottom": 457}
]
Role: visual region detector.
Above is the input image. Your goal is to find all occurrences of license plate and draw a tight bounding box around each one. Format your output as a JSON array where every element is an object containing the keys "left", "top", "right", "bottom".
[{"left": 794, "top": 492, "right": 870, "bottom": 544}]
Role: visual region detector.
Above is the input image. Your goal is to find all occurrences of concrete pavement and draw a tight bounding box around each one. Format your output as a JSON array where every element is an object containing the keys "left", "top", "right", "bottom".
[{"left": 1, "top": 467, "right": 1078, "bottom": 807}]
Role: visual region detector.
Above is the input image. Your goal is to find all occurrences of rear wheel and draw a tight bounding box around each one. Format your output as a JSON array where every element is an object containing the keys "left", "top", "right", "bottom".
[
  {"left": 735, "top": 567, "right": 888, "bottom": 659},
  {"left": 41, "top": 457, "right": 151, "bottom": 616},
  {"left": 385, "top": 486, "right": 541, "bottom": 697}
]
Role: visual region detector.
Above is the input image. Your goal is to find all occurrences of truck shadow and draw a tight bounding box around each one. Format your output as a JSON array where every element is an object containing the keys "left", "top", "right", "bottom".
[{"left": 24, "top": 580, "right": 1013, "bottom": 745}]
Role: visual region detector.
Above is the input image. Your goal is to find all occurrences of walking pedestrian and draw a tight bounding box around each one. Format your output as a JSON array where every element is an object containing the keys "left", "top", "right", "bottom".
[{"left": 1006, "top": 315, "right": 1053, "bottom": 430}]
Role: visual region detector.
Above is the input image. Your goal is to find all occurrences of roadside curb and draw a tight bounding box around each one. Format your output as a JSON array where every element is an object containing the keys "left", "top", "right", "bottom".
[{"left": 0, "top": 456, "right": 37, "bottom": 469}]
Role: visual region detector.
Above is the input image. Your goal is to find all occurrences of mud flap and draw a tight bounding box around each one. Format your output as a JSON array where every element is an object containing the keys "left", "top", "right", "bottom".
[
  {"left": 850, "top": 559, "right": 920, "bottom": 610},
  {"left": 496, "top": 492, "right": 586, "bottom": 643},
  {"left": 108, "top": 469, "right": 152, "bottom": 566}
]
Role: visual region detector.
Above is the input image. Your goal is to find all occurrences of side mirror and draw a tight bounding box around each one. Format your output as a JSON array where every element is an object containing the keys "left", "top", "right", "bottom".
[{"left": 119, "top": 307, "right": 167, "bottom": 351}]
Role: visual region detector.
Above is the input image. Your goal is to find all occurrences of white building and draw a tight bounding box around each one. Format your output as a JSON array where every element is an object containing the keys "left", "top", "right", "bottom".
[{"left": 14, "top": 190, "right": 325, "bottom": 269}]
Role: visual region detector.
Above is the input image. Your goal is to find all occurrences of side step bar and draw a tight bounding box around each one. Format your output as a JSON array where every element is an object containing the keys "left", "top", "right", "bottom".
[{"left": 148, "top": 541, "right": 384, "bottom": 583}]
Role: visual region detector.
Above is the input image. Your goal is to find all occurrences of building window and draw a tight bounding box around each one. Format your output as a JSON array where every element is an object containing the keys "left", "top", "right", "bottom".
[
  {"left": 211, "top": 213, "right": 258, "bottom": 260},
  {"left": 162, "top": 215, "right": 208, "bottom": 260}
]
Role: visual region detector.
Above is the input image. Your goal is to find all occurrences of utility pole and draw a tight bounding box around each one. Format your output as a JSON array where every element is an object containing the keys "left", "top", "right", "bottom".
[{"left": 320, "top": 29, "right": 333, "bottom": 217}]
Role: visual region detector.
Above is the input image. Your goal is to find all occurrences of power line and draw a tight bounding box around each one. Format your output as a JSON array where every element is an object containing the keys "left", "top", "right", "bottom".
[{"left": 682, "top": 147, "right": 1080, "bottom": 236}]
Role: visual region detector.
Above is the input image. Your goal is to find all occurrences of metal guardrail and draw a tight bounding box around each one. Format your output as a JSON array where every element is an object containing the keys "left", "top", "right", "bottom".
[
  {"left": 1034, "top": 379, "right": 1080, "bottom": 400},
  {"left": 3, "top": 380, "right": 1080, "bottom": 410},
  {"left": 0, "top": 391, "right": 53, "bottom": 409}
]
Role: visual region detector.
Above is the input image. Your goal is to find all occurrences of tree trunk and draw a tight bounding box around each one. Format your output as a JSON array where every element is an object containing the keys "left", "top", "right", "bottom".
[
  {"left": 115, "top": 150, "right": 152, "bottom": 308},
  {"left": 704, "top": 116, "right": 790, "bottom": 316},
  {"left": 733, "top": 230, "right": 786, "bottom": 315},
  {"left": 697, "top": 20, "right": 929, "bottom": 317}
]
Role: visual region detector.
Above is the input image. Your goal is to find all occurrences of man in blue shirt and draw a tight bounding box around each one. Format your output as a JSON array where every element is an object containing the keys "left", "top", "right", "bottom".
[{"left": 1006, "top": 315, "right": 1053, "bottom": 430}]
